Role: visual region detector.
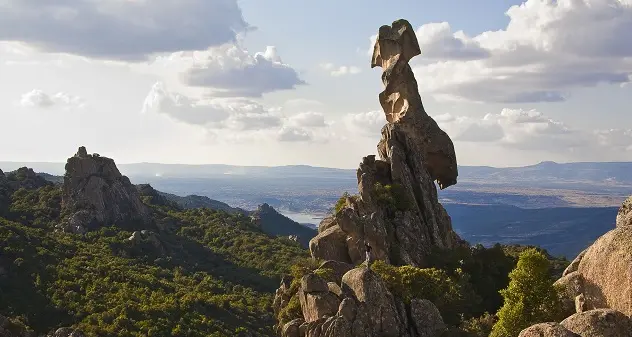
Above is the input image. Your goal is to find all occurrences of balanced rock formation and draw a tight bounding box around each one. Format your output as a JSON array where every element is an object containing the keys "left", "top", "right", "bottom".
[
  {"left": 308, "top": 18, "right": 462, "bottom": 269},
  {"left": 57, "top": 146, "right": 152, "bottom": 233},
  {"left": 275, "top": 19, "right": 459, "bottom": 337}
]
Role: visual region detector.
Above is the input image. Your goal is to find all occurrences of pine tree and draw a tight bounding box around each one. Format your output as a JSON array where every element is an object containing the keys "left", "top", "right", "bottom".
[{"left": 490, "top": 248, "right": 564, "bottom": 337}]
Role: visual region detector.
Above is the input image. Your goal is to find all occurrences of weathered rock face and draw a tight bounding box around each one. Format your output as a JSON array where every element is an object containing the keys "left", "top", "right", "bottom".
[
  {"left": 524, "top": 196, "right": 632, "bottom": 334},
  {"left": 275, "top": 18, "right": 456, "bottom": 337},
  {"left": 518, "top": 323, "right": 580, "bottom": 337},
  {"left": 575, "top": 224, "right": 632, "bottom": 315},
  {"left": 616, "top": 195, "right": 632, "bottom": 227},
  {"left": 275, "top": 267, "right": 446, "bottom": 337},
  {"left": 58, "top": 146, "right": 152, "bottom": 233},
  {"left": 560, "top": 309, "right": 632, "bottom": 337},
  {"left": 308, "top": 18, "right": 462, "bottom": 269}
]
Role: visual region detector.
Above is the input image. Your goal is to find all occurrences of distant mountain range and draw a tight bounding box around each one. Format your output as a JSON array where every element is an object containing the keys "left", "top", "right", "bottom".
[{"left": 3, "top": 160, "right": 632, "bottom": 184}]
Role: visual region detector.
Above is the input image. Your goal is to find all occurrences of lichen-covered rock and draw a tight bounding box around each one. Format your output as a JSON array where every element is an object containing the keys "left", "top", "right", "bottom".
[
  {"left": 616, "top": 196, "right": 632, "bottom": 227},
  {"left": 561, "top": 309, "right": 632, "bottom": 337},
  {"left": 298, "top": 274, "right": 341, "bottom": 323},
  {"left": 318, "top": 216, "right": 337, "bottom": 234},
  {"left": 306, "top": 19, "right": 463, "bottom": 269},
  {"left": 576, "top": 225, "right": 632, "bottom": 315},
  {"left": 282, "top": 319, "right": 303, "bottom": 337},
  {"left": 409, "top": 299, "right": 445, "bottom": 337},
  {"left": 309, "top": 225, "right": 352, "bottom": 263},
  {"left": 554, "top": 271, "right": 583, "bottom": 314},
  {"left": 562, "top": 249, "right": 587, "bottom": 277},
  {"left": 342, "top": 268, "right": 401, "bottom": 337},
  {"left": 319, "top": 260, "right": 353, "bottom": 284},
  {"left": 518, "top": 323, "right": 579, "bottom": 337},
  {"left": 60, "top": 146, "right": 152, "bottom": 233}
]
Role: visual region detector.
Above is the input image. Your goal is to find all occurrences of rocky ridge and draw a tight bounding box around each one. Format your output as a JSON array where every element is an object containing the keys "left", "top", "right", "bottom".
[
  {"left": 274, "top": 19, "right": 462, "bottom": 337},
  {"left": 56, "top": 146, "right": 153, "bottom": 234},
  {"left": 519, "top": 195, "right": 632, "bottom": 336}
]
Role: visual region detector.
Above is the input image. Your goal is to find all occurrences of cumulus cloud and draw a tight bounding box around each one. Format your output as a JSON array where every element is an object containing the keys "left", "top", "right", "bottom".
[
  {"left": 435, "top": 108, "right": 630, "bottom": 153},
  {"left": 320, "top": 63, "right": 362, "bottom": 77},
  {"left": 369, "top": 0, "right": 632, "bottom": 103},
  {"left": 286, "top": 112, "right": 329, "bottom": 128},
  {"left": 277, "top": 126, "right": 312, "bottom": 142},
  {"left": 19, "top": 90, "right": 84, "bottom": 109},
  {"left": 0, "top": 0, "right": 250, "bottom": 61},
  {"left": 342, "top": 106, "right": 632, "bottom": 156},
  {"left": 142, "top": 82, "right": 281, "bottom": 131},
  {"left": 343, "top": 110, "right": 387, "bottom": 137},
  {"left": 143, "top": 83, "right": 335, "bottom": 143},
  {"left": 145, "top": 45, "right": 304, "bottom": 97}
]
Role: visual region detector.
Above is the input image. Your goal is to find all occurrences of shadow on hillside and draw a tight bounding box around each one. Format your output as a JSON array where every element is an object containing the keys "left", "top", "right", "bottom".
[{"left": 119, "top": 231, "right": 279, "bottom": 293}]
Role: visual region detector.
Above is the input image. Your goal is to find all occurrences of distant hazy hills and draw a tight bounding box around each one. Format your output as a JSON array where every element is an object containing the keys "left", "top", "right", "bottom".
[{"left": 3, "top": 160, "right": 632, "bottom": 184}]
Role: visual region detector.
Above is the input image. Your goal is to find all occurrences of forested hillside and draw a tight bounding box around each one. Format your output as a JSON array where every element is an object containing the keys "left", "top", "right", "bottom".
[{"left": 0, "top": 166, "right": 308, "bottom": 336}]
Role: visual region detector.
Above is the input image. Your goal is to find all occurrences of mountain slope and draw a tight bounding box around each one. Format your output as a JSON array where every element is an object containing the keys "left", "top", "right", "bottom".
[{"left": 0, "top": 153, "right": 308, "bottom": 336}]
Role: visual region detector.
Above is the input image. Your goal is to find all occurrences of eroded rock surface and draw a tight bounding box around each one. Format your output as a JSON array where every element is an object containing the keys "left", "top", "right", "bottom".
[
  {"left": 58, "top": 146, "right": 152, "bottom": 233},
  {"left": 518, "top": 323, "right": 579, "bottom": 337},
  {"left": 308, "top": 18, "right": 462, "bottom": 270},
  {"left": 275, "top": 18, "right": 456, "bottom": 337},
  {"left": 561, "top": 309, "right": 632, "bottom": 337}
]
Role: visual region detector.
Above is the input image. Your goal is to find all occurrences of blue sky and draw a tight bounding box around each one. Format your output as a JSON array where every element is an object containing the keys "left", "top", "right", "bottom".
[{"left": 0, "top": 0, "right": 631, "bottom": 168}]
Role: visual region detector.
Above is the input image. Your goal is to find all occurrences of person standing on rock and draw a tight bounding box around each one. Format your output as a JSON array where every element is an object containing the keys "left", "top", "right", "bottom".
[{"left": 365, "top": 242, "right": 373, "bottom": 270}]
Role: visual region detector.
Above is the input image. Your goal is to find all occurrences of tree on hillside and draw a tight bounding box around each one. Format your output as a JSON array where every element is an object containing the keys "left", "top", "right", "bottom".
[{"left": 490, "top": 248, "right": 565, "bottom": 337}]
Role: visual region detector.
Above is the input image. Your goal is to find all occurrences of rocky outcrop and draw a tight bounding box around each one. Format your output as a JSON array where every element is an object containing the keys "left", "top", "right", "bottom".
[
  {"left": 616, "top": 196, "right": 632, "bottom": 227},
  {"left": 308, "top": 18, "right": 462, "bottom": 270},
  {"left": 561, "top": 309, "right": 632, "bottom": 337},
  {"left": 275, "top": 18, "right": 457, "bottom": 337},
  {"left": 518, "top": 323, "right": 579, "bottom": 337},
  {"left": 5, "top": 167, "right": 52, "bottom": 191},
  {"left": 57, "top": 146, "right": 152, "bottom": 233},
  {"left": 128, "top": 230, "right": 166, "bottom": 255},
  {"left": 519, "top": 309, "right": 632, "bottom": 337},
  {"left": 275, "top": 267, "right": 446, "bottom": 337},
  {"left": 523, "top": 197, "right": 632, "bottom": 334}
]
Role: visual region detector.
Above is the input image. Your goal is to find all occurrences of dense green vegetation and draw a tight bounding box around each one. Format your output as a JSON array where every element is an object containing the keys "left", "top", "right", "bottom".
[
  {"left": 490, "top": 249, "right": 566, "bottom": 337},
  {"left": 0, "top": 178, "right": 308, "bottom": 336}
]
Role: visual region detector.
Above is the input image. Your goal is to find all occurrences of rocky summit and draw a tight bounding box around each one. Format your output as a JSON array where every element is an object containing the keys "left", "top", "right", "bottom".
[
  {"left": 308, "top": 18, "right": 462, "bottom": 270},
  {"left": 57, "top": 146, "right": 152, "bottom": 234},
  {"left": 274, "top": 19, "right": 463, "bottom": 337}
]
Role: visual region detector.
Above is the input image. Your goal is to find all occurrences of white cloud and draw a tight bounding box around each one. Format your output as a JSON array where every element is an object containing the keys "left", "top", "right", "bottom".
[
  {"left": 435, "top": 108, "right": 631, "bottom": 153},
  {"left": 142, "top": 82, "right": 281, "bottom": 130},
  {"left": 278, "top": 126, "right": 312, "bottom": 142},
  {"left": 19, "top": 89, "right": 84, "bottom": 109},
  {"left": 286, "top": 112, "right": 328, "bottom": 128},
  {"left": 0, "top": 0, "right": 250, "bottom": 61},
  {"left": 369, "top": 0, "right": 632, "bottom": 103},
  {"left": 142, "top": 83, "right": 338, "bottom": 143},
  {"left": 144, "top": 44, "right": 304, "bottom": 97},
  {"left": 343, "top": 110, "right": 387, "bottom": 137},
  {"left": 320, "top": 63, "right": 362, "bottom": 77}
]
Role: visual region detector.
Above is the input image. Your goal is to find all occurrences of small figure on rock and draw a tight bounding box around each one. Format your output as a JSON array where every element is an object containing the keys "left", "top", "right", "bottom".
[{"left": 365, "top": 241, "right": 373, "bottom": 270}]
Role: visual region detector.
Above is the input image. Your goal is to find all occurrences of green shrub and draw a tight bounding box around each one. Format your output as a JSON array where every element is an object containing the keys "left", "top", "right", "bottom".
[
  {"left": 372, "top": 260, "right": 480, "bottom": 325},
  {"left": 490, "top": 249, "right": 566, "bottom": 337},
  {"left": 277, "top": 295, "right": 302, "bottom": 326},
  {"left": 334, "top": 192, "right": 350, "bottom": 214},
  {"left": 460, "top": 312, "right": 496, "bottom": 337},
  {"left": 373, "top": 183, "right": 413, "bottom": 212}
]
